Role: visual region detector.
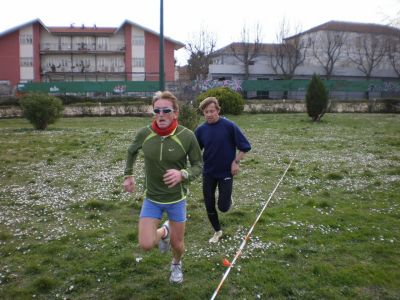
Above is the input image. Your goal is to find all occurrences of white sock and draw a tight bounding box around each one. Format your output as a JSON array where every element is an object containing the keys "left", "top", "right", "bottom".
[{"left": 162, "top": 226, "right": 168, "bottom": 239}]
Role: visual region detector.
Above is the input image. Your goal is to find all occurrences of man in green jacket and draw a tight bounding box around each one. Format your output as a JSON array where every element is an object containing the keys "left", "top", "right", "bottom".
[{"left": 123, "top": 91, "right": 202, "bottom": 284}]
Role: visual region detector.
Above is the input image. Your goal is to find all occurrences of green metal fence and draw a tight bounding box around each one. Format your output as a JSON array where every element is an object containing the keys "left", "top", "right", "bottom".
[
  {"left": 241, "top": 79, "right": 384, "bottom": 92},
  {"left": 17, "top": 81, "right": 160, "bottom": 94},
  {"left": 17, "top": 79, "right": 389, "bottom": 95}
]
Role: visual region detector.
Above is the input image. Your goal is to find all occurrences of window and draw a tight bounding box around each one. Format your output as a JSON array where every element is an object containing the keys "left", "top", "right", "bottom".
[
  {"left": 257, "top": 91, "right": 269, "bottom": 99},
  {"left": 371, "top": 36, "right": 380, "bottom": 48},
  {"left": 133, "top": 36, "right": 144, "bottom": 46},
  {"left": 97, "top": 37, "right": 109, "bottom": 50},
  {"left": 110, "top": 58, "right": 124, "bottom": 70},
  {"left": 355, "top": 36, "right": 362, "bottom": 48},
  {"left": 98, "top": 58, "right": 106, "bottom": 68},
  {"left": 133, "top": 58, "right": 145, "bottom": 67},
  {"left": 111, "top": 58, "right": 118, "bottom": 67},
  {"left": 213, "top": 76, "right": 232, "bottom": 81},
  {"left": 20, "top": 57, "right": 33, "bottom": 67},
  {"left": 213, "top": 57, "right": 223, "bottom": 64},
  {"left": 60, "top": 36, "right": 71, "bottom": 50},
  {"left": 83, "top": 58, "right": 91, "bottom": 67},
  {"left": 60, "top": 59, "right": 70, "bottom": 67},
  {"left": 20, "top": 34, "right": 33, "bottom": 44}
]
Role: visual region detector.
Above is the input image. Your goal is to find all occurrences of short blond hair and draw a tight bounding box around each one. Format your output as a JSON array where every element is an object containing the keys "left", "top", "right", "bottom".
[
  {"left": 152, "top": 91, "right": 179, "bottom": 112},
  {"left": 199, "top": 97, "right": 220, "bottom": 112}
]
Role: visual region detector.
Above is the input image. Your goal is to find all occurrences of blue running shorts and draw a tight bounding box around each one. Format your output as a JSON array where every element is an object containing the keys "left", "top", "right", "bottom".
[{"left": 140, "top": 198, "right": 186, "bottom": 222}]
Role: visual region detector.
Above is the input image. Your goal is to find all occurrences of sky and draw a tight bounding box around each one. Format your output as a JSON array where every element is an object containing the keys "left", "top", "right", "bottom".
[{"left": 1, "top": 0, "right": 399, "bottom": 66}]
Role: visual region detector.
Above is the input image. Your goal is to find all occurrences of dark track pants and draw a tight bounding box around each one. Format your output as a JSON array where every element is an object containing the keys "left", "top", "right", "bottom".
[{"left": 203, "top": 175, "right": 233, "bottom": 232}]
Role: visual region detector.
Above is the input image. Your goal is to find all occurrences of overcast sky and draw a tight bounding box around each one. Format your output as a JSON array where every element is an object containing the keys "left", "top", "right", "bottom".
[{"left": 1, "top": 0, "right": 399, "bottom": 65}]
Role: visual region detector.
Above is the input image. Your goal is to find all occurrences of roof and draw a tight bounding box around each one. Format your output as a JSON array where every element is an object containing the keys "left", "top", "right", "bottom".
[
  {"left": 0, "top": 18, "right": 47, "bottom": 38},
  {"left": 118, "top": 20, "right": 185, "bottom": 49},
  {"left": 285, "top": 20, "right": 400, "bottom": 40},
  {"left": 213, "top": 42, "right": 280, "bottom": 55},
  {"left": 49, "top": 26, "right": 116, "bottom": 35},
  {"left": 0, "top": 18, "right": 185, "bottom": 49}
]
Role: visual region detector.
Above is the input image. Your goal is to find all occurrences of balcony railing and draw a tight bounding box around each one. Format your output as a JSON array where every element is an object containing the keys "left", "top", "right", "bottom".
[
  {"left": 41, "top": 66, "right": 126, "bottom": 74},
  {"left": 40, "top": 43, "right": 125, "bottom": 52}
]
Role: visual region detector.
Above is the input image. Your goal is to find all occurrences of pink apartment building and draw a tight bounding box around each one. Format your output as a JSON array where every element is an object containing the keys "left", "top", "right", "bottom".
[{"left": 0, "top": 19, "right": 184, "bottom": 89}]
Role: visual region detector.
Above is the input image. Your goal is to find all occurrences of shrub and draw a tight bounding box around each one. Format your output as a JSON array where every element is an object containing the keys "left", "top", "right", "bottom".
[
  {"left": 20, "top": 92, "right": 63, "bottom": 130},
  {"left": 196, "top": 87, "right": 244, "bottom": 115},
  {"left": 178, "top": 102, "right": 200, "bottom": 131},
  {"left": 382, "top": 98, "right": 400, "bottom": 113},
  {"left": 305, "top": 74, "right": 329, "bottom": 122}
]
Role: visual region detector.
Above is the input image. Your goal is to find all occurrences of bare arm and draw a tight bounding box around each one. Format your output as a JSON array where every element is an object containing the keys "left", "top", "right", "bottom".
[{"left": 231, "top": 151, "right": 246, "bottom": 176}]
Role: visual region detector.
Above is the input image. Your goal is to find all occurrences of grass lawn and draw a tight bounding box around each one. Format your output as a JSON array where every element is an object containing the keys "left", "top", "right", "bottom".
[{"left": 0, "top": 113, "right": 399, "bottom": 299}]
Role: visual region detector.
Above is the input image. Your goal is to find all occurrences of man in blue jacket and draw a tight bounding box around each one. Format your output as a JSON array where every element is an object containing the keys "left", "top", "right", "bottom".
[{"left": 195, "top": 97, "right": 251, "bottom": 243}]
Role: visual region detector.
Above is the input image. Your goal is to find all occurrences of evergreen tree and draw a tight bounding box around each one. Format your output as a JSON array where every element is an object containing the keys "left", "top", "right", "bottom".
[
  {"left": 20, "top": 92, "right": 63, "bottom": 130},
  {"left": 178, "top": 102, "right": 200, "bottom": 131},
  {"left": 305, "top": 74, "right": 329, "bottom": 122}
]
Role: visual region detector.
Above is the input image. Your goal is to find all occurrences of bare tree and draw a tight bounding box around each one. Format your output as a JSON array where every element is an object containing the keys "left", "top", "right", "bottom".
[
  {"left": 186, "top": 28, "right": 217, "bottom": 80},
  {"left": 271, "top": 19, "right": 307, "bottom": 79},
  {"left": 386, "top": 0, "right": 400, "bottom": 28},
  {"left": 230, "top": 23, "right": 263, "bottom": 80},
  {"left": 387, "top": 35, "right": 400, "bottom": 78},
  {"left": 347, "top": 33, "right": 387, "bottom": 79},
  {"left": 381, "top": 1, "right": 400, "bottom": 78},
  {"left": 311, "top": 31, "right": 347, "bottom": 79}
]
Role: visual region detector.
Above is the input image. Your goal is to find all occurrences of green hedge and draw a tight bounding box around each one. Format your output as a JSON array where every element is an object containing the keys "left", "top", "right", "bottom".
[{"left": 196, "top": 87, "right": 244, "bottom": 115}]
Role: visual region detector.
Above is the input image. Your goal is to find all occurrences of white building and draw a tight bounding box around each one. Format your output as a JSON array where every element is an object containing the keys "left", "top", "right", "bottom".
[{"left": 208, "top": 21, "right": 400, "bottom": 82}]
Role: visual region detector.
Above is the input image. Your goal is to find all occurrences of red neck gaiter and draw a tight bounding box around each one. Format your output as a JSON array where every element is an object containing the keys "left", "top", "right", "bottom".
[{"left": 151, "top": 119, "right": 178, "bottom": 136}]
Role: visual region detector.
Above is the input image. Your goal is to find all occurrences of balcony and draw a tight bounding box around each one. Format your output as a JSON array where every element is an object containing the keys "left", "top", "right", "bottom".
[
  {"left": 40, "top": 43, "right": 126, "bottom": 54},
  {"left": 41, "top": 65, "right": 126, "bottom": 75}
]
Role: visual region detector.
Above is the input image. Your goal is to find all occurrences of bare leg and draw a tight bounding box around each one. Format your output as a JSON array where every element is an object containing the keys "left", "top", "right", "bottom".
[
  {"left": 138, "top": 217, "right": 164, "bottom": 251},
  {"left": 169, "top": 220, "right": 185, "bottom": 263}
]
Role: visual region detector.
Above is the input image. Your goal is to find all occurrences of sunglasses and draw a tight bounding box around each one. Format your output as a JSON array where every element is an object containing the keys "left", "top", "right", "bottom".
[{"left": 153, "top": 108, "right": 174, "bottom": 114}]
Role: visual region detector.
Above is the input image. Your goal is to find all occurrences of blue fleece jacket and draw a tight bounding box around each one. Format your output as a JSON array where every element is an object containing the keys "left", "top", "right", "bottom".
[{"left": 195, "top": 117, "right": 251, "bottom": 178}]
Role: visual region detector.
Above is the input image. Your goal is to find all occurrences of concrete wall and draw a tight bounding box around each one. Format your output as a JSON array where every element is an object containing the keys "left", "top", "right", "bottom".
[
  {"left": 1, "top": 100, "right": 398, "bottom": 118},
  {"left": 244, "top": 100, "right": 400, "bottom": 113}
]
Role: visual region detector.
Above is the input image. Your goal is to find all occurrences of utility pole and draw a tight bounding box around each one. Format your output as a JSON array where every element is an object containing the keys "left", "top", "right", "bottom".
[{"left": 159, "top": 0, "right": 165, "bottom": 91}]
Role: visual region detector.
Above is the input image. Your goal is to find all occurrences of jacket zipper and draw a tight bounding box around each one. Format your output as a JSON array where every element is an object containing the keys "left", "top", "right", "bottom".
[{"left": 160, "top": 136, "right": 164, "bottom": 161}]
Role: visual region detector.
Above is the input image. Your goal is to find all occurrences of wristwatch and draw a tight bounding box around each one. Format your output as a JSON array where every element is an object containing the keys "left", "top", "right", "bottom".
[
  {"left": 235, "top": 160, "right": 240, "bottom": 164},
  {"left": 181, "top": 170, "right": 189, "bottom": 180}
]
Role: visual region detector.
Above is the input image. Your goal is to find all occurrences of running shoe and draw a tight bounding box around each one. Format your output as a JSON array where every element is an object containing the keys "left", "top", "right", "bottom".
[
  {"left": 158, "top": 220, "right": 170, "bottom": 253},
  {"left": 170, "top": 261, "right": 183, "bottom": 283},
  {"left": 209, "top": 230, "right": 223, "bottom": 243}
]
